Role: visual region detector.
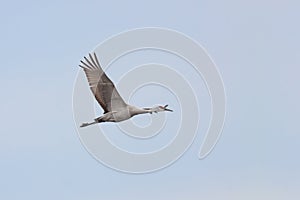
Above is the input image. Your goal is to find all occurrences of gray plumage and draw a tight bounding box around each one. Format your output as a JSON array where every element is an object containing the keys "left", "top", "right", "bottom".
[{"left": 79, "top": 53, "right": 173, "bottom": 128}]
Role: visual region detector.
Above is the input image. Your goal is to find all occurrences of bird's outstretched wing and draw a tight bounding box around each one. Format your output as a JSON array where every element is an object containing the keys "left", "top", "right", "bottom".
[{"left": 79, "top": 53, "right": 127, "bottom": 113}]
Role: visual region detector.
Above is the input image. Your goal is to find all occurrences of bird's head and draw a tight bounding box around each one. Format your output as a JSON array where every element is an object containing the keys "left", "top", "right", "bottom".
[
  {"left": 158, "top": 104, "right": 173, "bottom": 112},
  {"left": 143, "top": 104, "right": 173, "bottom": 114}
]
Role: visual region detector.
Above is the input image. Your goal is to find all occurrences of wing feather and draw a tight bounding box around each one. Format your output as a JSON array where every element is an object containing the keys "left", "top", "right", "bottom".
[{"left": 79, "top": 53, "right": 127, "bottom": 113}]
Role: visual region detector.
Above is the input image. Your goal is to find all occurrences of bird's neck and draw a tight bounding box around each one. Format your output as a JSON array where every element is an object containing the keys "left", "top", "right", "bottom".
[
  {"left": 129, "top": 106, "right": 151, "bottom": 116},
  {"left": 142, "top": 107, "right": 158, "bottom": 114},
  {"left": 139, "top": 108, "right": 152, "bottom": 114}
]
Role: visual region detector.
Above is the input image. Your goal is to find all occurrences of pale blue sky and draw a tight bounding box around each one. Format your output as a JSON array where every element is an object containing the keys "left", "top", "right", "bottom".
[{"left": 0, "top": 0, "right": 299, "bottom": 199}]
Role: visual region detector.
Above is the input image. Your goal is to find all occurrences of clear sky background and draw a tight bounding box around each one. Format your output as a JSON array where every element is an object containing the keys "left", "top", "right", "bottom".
[{"left": 0, "top": 0, "right": 299, "bottom": 199}]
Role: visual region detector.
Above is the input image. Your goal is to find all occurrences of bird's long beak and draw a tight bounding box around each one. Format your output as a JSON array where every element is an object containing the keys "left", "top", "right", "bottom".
[
  {"left": 163, "top": 104, "right": 173, "bottom": 112},
  {"left": 165, "top": 108, "right": 173, "bottom": 112}
]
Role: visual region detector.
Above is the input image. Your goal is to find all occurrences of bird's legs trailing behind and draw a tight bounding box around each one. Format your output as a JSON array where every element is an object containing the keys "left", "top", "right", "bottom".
[
  {"left": 80, "top": 121, "right": 97, "bottom": 128},
  {"left": 80, "top": 116, "right": 105, "bottom": 128}
]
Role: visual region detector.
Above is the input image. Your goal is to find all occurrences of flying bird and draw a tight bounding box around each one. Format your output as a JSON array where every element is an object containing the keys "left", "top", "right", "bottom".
[{"left": 79, "top": 53, "right": 173, "bottom": 127}]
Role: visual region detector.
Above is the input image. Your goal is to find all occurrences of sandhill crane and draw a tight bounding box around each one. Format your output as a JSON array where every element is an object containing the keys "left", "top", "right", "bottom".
[{"left": 79, "top": 53, "right": 173, "bottom": 128}]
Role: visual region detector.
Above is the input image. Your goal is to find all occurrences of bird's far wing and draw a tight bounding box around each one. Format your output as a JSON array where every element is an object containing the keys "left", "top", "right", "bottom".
[{"left": 79, "top": 53, "right": 127, "bottom": 113}]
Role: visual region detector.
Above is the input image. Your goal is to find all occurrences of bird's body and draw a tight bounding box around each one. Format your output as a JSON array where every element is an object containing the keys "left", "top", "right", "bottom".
[{"left": 79, "top": 53, "right": 173, "bottom": 128}]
